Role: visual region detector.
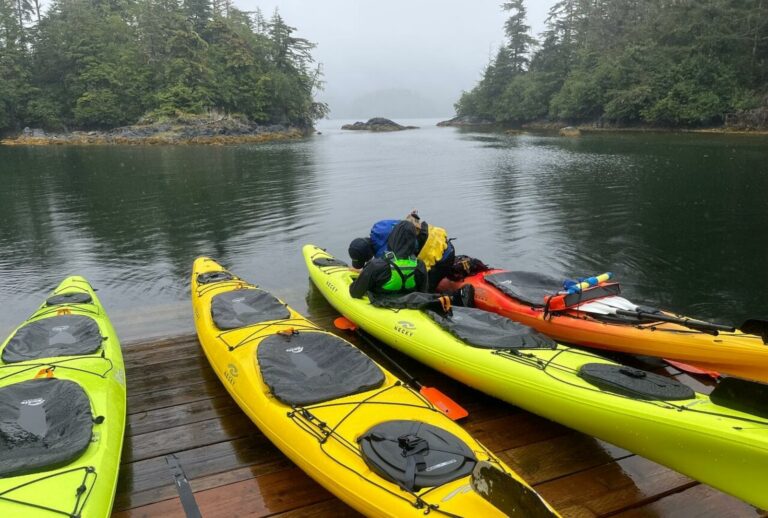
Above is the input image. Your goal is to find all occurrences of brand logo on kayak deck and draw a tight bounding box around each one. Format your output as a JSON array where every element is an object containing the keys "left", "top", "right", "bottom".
[
  {"left": 114, "top": 369, "right": 126, "bottom": 387},
  {"left": 426, "top": 458, "right": 457, "bottom": 472},
  {"left": 441, "top": 484, "right": 471, "bottom": 502},
  {"left": 325, "top": 280, "right": 338, "bottom": 293},
  {"left": 52, "top": 326, "right": 70, "bottom": 332},
  {"left": 224, "top": 364, "right": 238, "bottom": 385},
  {"left": 285, "top": 346, "right": 304, "bottom": 354},
  {"left": 21, "top": 398, "right": 45, "bottom": 406},
  {"left": 394, "top": 321, "right": 415, "bottom": 337},
  {"left": 232, "top": 297, "right": 245, "bottom": 303}
]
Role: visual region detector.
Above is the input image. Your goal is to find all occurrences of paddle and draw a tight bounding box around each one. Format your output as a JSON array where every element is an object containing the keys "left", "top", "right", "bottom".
[
  {"left": 663, "top": 359, "right": 721, "bottom": 380},
  {"left": 573, "top": 296, "right": 723, "bottom": 378},
  {"left": 575, "top": 296, "right": 735, "bottom": 334},
  {"left": 741, "top": 318, "right": 768, "bottom": 344},
  {"left": 613, "top": 308, "right": 735, "bottom": 334},
  {"left": 333, "top": 316, "right": 468, "bottom": 420}
]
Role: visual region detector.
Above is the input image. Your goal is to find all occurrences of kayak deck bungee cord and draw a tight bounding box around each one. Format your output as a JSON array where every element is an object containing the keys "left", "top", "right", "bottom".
[
  {"left": 304, "top": 245, "right": 768, "bottom": 510},
  {"left": 438, "top": 269, "right": 768, "bottom": 382},
  {"left": 191, "top": 257, "right": 558, "bottom": 518},
  {"left": 0, "top": 277, "right": 127, "bottom": 518}
]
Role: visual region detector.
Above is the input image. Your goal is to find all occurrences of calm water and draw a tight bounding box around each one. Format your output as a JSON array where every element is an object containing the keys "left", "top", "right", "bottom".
[{"left": 1, "top": 119, "right": 767, "bottom": 341}]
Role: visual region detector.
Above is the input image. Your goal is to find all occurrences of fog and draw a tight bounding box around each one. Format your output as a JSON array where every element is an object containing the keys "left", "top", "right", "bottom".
[{"left": 240, "top": 1, "right": 557, "bottom": 119}]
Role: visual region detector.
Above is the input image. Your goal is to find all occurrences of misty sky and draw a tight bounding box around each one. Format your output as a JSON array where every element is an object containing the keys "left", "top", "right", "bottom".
[{"left": 239, "top": 1, "right": 558, "bottom": 119}]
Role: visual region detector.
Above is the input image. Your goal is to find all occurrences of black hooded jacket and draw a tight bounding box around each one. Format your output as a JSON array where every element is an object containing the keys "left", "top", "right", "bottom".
[{"left": 349, "top": 221, "right": 428, "bottom": 298}]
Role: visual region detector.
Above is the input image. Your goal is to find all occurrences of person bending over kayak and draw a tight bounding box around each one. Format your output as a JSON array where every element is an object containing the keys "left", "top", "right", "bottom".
[
  {"left": 349, "top": 220, "right": 428, "bottom": 298},
  {"left": 353, "top": 211, "right": 455, "bottom": 291}
]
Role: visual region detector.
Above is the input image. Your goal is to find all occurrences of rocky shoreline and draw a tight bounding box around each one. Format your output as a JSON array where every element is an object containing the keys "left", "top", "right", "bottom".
[
  {"left": 437, "top": 116, "right": 768, "bottom": 135},
  {"left": 1, "top": 116, "right": 309, "bottom": 146},
  {"left": 436, "top": 115, "right": 496, "bottom": 128}
]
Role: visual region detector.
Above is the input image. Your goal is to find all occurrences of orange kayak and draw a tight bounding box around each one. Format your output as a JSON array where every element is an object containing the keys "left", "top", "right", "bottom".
[{"left": 439, "top": 269, "right": 768, "bottom": 382}]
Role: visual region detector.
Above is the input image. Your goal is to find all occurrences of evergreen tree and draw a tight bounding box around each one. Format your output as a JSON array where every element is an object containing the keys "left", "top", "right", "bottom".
[
  {"left": 0, "top": 0, "right": 326, "bottom": 133},
  {"left": 456, "top": 0, "right": 768, "bottom": 128}
]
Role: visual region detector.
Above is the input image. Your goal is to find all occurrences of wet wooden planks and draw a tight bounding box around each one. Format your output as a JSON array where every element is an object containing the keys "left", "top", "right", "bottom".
[{"left": 113, "top": 323, "right": 764, "bottom": 518}]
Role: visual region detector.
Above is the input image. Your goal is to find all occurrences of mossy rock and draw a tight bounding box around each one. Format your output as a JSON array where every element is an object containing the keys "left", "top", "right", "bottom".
[{"left": 559, "top": 126, "right": 582, "bottom": 137}]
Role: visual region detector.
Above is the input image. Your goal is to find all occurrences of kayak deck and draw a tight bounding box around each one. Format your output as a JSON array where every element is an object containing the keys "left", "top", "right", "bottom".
[{"left": 112, "top": 324, "right": 760, "bottom": 516}]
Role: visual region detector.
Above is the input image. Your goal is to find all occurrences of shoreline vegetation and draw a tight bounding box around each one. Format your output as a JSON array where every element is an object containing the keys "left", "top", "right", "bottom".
[
  {"left": 1, "top": 3, "right": 327, "bottom": 144},
  {"left": 453, "top": 2, "right": 768, "bottom": 133},
  {"left": 436, "top": 116, "right": 768, "bottom": 136}
]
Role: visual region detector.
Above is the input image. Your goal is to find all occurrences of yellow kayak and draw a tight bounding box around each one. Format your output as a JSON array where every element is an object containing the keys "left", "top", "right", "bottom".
[
  {"left": 0, "top": 277, "right": 126, "bottom": 517},
  {"left": 303, "top": 244, "right": 768, "bottom": 510},
  {"left": 191, "top": 256, "right": 559, "bottom": 517}
]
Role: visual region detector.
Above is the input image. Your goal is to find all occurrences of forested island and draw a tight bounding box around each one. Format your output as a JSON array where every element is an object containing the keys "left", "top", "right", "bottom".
[
  {"left": 454, "top": 1, "right": 768, "bottom": 131},
  {"left": 0, "top": 0, "right": 327, "bottom": 143}
]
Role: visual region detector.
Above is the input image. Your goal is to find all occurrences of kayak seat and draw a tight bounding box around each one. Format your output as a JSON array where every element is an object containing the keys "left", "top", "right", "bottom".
[
  {"left": 211, "top": 289, "right": 290, "bottom": 330},
  {"left": 0, "top": 378, "right": 93, "bottom": 477},
  {"left": 257, "top": 331, "right": 385, "bottom": 406},
  {"left": 358, "top": 420, "right": 476, "bottom": 491},
  {"left": 2, "top": 315, "right": 103, "bottom": 364},
  {"left": 484, "top": 271, "right": 563, "bottom": 307},
  {"left": 427, "top": 307, "right": 557, "bottom": 349},
  {"left": 45, "top": 292, "right": 92, "bottom": 306},
  {"left": 579, "top": 363, "right": 695, "bottom": 401}
]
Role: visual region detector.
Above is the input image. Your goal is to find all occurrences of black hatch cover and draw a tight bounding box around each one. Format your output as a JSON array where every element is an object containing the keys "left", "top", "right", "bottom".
[
  {"left": 2, "top": 315, "right": 102, "bottom": 363},
  {"left": 0, "top": 378, "right": 93, "bottom": 477},
  {"left": 258, "top": 331, "right": 385, "bottom": 406},
  {"left": 211, "top": 289, "right": 290, "bottom": 330},
  {"left": 359, "top": 420, "right": 476, "bottom": 491}
]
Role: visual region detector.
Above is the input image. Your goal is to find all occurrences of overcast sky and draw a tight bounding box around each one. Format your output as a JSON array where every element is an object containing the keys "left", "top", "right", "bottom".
[{"left": 238, "top": 1, "right": 557, "bottom": 118}]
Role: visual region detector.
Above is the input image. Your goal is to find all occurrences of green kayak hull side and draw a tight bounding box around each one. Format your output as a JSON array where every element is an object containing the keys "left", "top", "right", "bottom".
[
  {"left": 304, "top": 244, "right": 768, "bottom": 510},
  {"left": 0, "top": 277, "right": 127, "bottom": 518}
]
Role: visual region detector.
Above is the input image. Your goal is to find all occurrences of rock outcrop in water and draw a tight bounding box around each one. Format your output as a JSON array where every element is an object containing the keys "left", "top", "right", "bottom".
[
  {"left": 2, "top": 114, "right": 307, "bottom": 146},
  {"left": 341, "top": 118, "right": 417, "bottom": 132}
]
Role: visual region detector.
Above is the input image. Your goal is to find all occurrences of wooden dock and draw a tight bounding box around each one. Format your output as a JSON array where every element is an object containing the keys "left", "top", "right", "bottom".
[{"left": 113, "top": 311, "right": 764, "bottom": 518}]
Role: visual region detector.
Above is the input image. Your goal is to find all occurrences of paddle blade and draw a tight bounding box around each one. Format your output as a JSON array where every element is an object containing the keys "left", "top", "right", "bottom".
[
  {"left": 741, "top": 318, "right": 768, "bottom": 344},
  {"left": 420, "top": 386, "right": 469, "bottom": 420},
  {"left": 333, "top": 316, "right": 358, "bottom": 331},
  {"left": 664, "top": 359, "right": 720, "bottom": 380}
]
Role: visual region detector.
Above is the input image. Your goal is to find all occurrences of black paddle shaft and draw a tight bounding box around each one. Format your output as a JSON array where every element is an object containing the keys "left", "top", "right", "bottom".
[
  {"left": 353, "top": 328, "right": 423, "bottom": 390},
  {"left": 615, "top": 309, "right": 735, "bottom": 334}
]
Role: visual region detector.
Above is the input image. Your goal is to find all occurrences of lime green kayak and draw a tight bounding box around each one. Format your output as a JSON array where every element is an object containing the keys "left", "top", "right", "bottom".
[
  {"left": 0, "top": 277, "right": 126, "bottom": 517},
  {"left": 304, "top": 244, "right": 768, "bottom": 509}
]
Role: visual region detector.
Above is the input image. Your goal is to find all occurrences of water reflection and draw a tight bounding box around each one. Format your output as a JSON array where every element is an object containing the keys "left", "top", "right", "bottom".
[
  {"left": 1, "top": 124, "right": 767, "bottom": 339},
  {"left": 482, "top": 132, "right": 768, "bottom": 323},
  {"left": 0, "top": 143, "right": 321, "bottom": 339}
]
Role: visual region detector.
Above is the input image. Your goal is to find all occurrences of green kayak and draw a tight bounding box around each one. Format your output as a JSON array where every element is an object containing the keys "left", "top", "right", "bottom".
[{"left": 0, "top": 277, "right": 126, "bottom": 517}]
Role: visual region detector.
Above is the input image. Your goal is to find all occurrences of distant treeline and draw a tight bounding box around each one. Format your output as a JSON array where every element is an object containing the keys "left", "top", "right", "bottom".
[
  {"left": 0, "top": 0, "right": 327, "bottom": 133},
  {"left": 457, "top": 1, "right": 768, "bottom": 127}
]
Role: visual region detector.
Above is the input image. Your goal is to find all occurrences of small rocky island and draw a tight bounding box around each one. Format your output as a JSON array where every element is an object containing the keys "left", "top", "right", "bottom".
[{"left": 341, "top": 117, "right": 417, "bottom": 132}]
